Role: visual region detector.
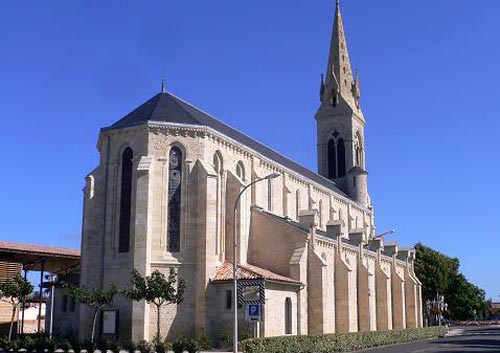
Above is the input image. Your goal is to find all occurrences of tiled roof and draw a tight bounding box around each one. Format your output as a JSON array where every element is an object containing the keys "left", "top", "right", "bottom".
[
  {"left": 104, "top": 92, "right": 348, "bottom": 198},
  {"left": 0, "top": 241, "right": 80, "bottom": 259},
  {"left": 214, "top": 261, "right": 301, "bottom": 285}
]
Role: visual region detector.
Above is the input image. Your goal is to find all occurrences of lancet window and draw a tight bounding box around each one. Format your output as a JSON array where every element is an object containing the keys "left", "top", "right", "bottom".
[
  {"left": 285, "top": 297, "right": 292, "bottom": 334},
  {"left": 118, "top": 147, "right": 133, "bottom": 253},
  {"left": 167, "top": 146, "right": 183, "bottom": 253},
  {"left": 236, "top": 161, "right": 245, "bottom": 180},
  {"left": 327, "top": 132, "right": 346, "bottom": 179},
  {"left": 354, "top": 133, "right": 364, "bottom": 168}
]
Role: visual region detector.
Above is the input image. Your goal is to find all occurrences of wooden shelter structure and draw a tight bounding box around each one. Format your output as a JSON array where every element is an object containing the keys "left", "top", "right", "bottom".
[{"left": 0, "top": 241, "right": 80, "bottom": 336}]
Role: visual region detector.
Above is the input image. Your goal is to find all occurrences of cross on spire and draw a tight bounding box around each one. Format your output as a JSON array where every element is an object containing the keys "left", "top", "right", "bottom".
[{"left": 161, "top": 71, "right": 166, "bottom": 93}]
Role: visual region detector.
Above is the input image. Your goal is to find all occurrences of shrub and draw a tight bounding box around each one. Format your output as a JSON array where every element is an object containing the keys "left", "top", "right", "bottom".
[
  {"left": 172, "top": 335, "right": 188, "bottom": 353},
  {"left": 82, "top": 339, "right": 97, "bottom": 353},
  {"left": 137, "top": 339, "right": 152, "bottom": 353},
  {"left": 33, "top": 337, "right": 56, "bottom": 353},
  {"left": 69, "top": 338, "right": 81, "bottom": 353},
  {"left": 20, "top": 335, "right": 36, "bottom": 351},
  {"left": 152, "top": 336, "right": 166, "bottom": 353},
  {"left": 56, "top": 338, "right": 73, "bottom": 352},
  {"left": 170, "top": 335, "right": 200, "bottom": 353},
  {"left": 216, "top": 326, "right": 233, "bottom": 350},
  {"left": 98, "top": 339, "right": 122, "bottom": 353},
  {"left": 0, "top": 336, "right": 8, "bottom": 350},
  {"left": 240, "top": 326, "right": 449, "bottom": 353},
  {"left": 122, "top": 340, "right": 138, "bottom": 352},
  {"left": 1, "top": 337, "right": 18, "bottom": 351},
  {"left": 198, "top": 330, "right": 213, "bottom": 350},
  {"left": 163, "top": 339, "right": 173, "bottom": 352},
  {"left": 184, "top": 337, "right": 200, "bottom": 353}
]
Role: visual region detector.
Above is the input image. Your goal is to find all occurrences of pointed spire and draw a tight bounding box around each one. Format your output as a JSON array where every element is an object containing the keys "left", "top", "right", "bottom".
[{"left": 321, "top": 0, "right": 359, "bottom": 112}]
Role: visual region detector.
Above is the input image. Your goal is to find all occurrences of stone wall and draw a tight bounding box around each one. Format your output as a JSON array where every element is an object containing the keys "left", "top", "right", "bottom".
[{"left": 76, "top": 123, "right": 423, "bottom": 342}]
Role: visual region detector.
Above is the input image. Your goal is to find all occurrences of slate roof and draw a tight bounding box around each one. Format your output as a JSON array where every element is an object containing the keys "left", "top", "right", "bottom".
[
  {"left": 214, "top": 261, "right": 301, "bottom": 285},
  {"left": 105, "top": 92, "right": 348, "bottom": 197}
]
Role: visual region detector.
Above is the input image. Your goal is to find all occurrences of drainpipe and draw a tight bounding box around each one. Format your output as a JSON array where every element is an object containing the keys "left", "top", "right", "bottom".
[{"left": 296, "top": 284, "right": 306, "bottom": 335}]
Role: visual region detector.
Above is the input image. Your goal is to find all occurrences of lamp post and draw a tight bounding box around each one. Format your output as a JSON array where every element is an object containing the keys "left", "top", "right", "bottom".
[
  {"left": 365, "top": 229, "right": 396, "bottom": 274},
  {"left": 233, "top": 172, "right": 280, "bottom": 353},
  {"left": 45, "top": 274, "right": 58, "bottom": 339},
  {"left": 375, "top": 229, "right": 396, "bottom": 238}
]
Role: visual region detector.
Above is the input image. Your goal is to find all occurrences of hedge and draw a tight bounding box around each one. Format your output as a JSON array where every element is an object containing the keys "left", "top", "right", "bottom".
[{"left": 240, "top": 326, "right": 448, "bottom": 353}]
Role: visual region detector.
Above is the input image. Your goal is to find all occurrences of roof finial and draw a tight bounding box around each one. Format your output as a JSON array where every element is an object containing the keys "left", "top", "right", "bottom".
[
  {"left": 336, "top": 0, "right": 340, "bottom": 8},
  {"left": 161, "top": 71, "right": 166, "bottom": 93}
]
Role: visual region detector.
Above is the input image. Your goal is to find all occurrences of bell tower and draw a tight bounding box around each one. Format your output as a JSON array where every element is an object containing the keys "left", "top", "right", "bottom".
[{"left": 316, "top": 0, "right": 369, "bottom": 207}]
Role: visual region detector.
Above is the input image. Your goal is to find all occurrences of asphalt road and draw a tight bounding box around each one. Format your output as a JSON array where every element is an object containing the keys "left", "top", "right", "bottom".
[{"left": 354, "top": 326, "right": 500, "bottom": 353}]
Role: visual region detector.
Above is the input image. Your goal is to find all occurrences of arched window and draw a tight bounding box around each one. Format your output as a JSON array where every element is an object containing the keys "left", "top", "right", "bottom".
[
  {"left": 167, "top": 146, "right": 183, "bottom": 252},
  {"left": 236, "top": 161, "right": 245, "bottom": 180},
  {"left": 354, "top": 133, "right": 363, "bottom": 167},
  {"left": 337, "top": 138, "right": 346, "bottom": 177},
  {"left": 213, "top": 153, "right": 222, "bottom": 175},
  {"left": 285, "top": 297, "right": 292, "bottom": 334},
  {"left": 328, "top": 139, "right": 336, "bottom": 179},
  {"left": 119, "top": 147, "right": 133, "bottom": 253}
]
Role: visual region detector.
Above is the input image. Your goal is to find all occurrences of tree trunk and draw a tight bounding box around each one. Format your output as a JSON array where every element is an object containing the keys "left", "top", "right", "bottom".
[
  {"left": 8, "top": 304, "right": 16, "bottom": 341},
  {"left": 91, "top": 308, "right": 99, "bottom": 342},
  {"left": 156, "top": 304, "right": 161, "bottom": 343}
]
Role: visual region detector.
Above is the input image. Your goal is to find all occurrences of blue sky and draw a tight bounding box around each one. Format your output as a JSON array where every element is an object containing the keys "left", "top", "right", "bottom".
[{"left": 1, "top": 1, "right": 499, "bottom": 299}]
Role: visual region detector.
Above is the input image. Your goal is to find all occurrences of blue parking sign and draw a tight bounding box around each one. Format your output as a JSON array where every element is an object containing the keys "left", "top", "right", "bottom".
[
  {"left": 246, "top": 304, "right": 261, "bottom": 322},
  {"left": 249, "top": 304, "right": 260, "bottom": 316}
]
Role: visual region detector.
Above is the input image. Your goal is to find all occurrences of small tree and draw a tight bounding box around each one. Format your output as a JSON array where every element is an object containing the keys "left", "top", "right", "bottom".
[
  {"left": 0, "top": 274, "right": 34, "bottom": 341},
  {"left": 123, "top": 268, "right": 185, "bottom": 342},
  {"left": 64, "top": 284, "right": 117, "bottom": 342}
]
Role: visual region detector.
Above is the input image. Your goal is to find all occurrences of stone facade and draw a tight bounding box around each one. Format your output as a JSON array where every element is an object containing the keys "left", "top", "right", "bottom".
[{"left": 76, "top": 0, "right": 422, "bottom": 343}]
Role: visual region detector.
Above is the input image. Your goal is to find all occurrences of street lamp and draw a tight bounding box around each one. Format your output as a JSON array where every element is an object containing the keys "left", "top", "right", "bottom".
[
  {"left": 365, "top": 228, "right": 396, "bottom": 271},
  {"left": 233, "top": 172, "right": 280, "bottom": 353},
  {"left": 45, "top": 274, "right": 58, "bottom": 339},
  {"left": 374, "top": 229, "right": 396, "bottom": 239}
]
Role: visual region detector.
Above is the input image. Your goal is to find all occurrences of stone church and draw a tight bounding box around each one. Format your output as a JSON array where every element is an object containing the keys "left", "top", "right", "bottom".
[{"left": 78, "top": 0, "right": 422, "bottom": 342}]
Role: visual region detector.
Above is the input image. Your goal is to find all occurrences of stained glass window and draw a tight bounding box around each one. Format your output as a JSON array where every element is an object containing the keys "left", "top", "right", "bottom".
[
  {"left": 118, "top": 147, "right": 133, "bottom": 253},
  {"left": 167, "top": 146, "right": 182, "bottom": 252}
]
